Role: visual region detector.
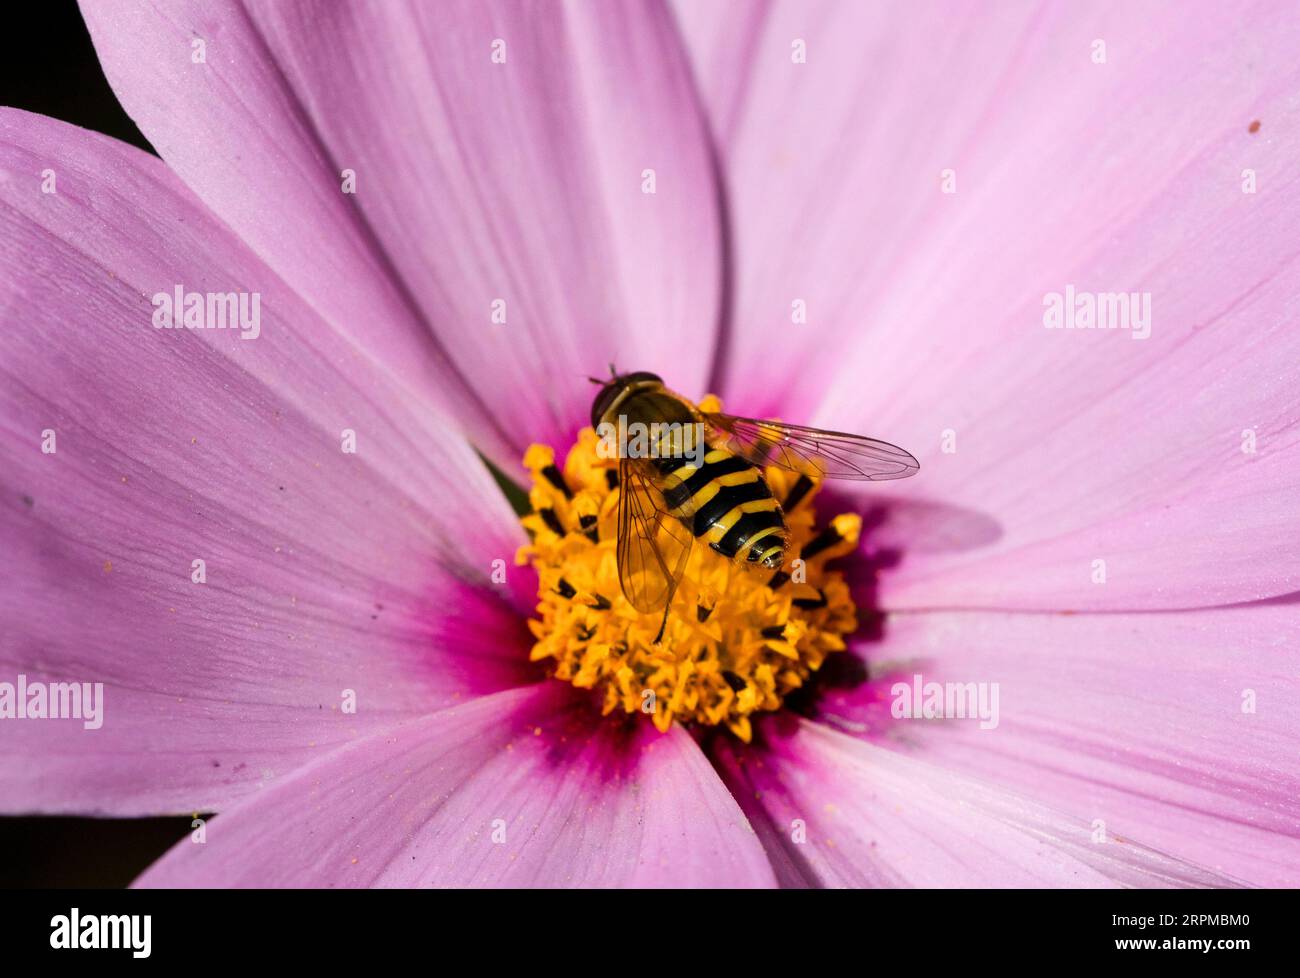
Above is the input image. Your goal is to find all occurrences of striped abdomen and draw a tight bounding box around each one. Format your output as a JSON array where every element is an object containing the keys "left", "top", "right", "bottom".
[{"left": 654, "top": 449, "right": 787, "bottom": 569}]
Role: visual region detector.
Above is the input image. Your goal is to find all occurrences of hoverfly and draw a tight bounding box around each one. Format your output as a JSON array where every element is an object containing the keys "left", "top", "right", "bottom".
[{"left": 589, "top": 370, "right": 919, "bottom": 641}]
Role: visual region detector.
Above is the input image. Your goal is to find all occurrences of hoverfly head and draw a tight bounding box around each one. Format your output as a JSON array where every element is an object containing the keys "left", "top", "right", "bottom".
[{"left": 589, "top": 370, "right": 662, "bottom": 428}]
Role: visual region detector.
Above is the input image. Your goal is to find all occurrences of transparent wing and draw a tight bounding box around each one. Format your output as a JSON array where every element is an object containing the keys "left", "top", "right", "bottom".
[
  {"left": 702, "top": 412, "right": 919, "bottom": 482},
  {"left": 616, "top": 458, "right": 694, "bottom": 615}
]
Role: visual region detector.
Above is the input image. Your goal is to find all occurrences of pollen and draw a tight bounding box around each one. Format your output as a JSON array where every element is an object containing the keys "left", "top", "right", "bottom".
[{"left": 516, "top": 397, "right": 861, "bottom": 742}]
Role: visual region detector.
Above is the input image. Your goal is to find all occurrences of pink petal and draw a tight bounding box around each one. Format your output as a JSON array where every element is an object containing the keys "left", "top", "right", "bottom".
[
  {"left": 80, "top": 0, "right": 721, "bottom": 459},
  {"left": 0, "top": 109, "right": 535, "bottom": 815},
  {"left": 135, "top": 684, "right": 777, "bottom": 888},
  {"left": 815, "top": 603, "right": 1300, "bottom": 886},
  {"left": 675, "top": 0, "right": 1300, "bottom": 609},
  {"left": 712, "top": 717, "right": 1241, "bottom": 888}
]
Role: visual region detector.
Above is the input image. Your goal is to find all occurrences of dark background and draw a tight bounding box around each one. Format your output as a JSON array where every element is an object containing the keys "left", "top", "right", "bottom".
[
  {"left": 1, "top": 0, "right": 185, "bottom": 887},
  {"left": 1, "top": 0, "right": 151, "bottom": 153}
]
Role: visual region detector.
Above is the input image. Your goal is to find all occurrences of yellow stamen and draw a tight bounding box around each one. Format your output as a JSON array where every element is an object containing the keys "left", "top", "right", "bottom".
[{"left": 517, "top": 399, "right": 861, "bottom": 742}]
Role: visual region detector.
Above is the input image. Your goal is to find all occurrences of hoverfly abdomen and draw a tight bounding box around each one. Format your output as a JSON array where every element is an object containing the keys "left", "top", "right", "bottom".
[
  {"left": 657, "top": 449, "right": 787, "bottom": 569},
  {"left": 699, "top": 476, "right": 786, "bottom": 568},
  {"left": 657, "top": 452, "right": 749, "bottom": 512}
]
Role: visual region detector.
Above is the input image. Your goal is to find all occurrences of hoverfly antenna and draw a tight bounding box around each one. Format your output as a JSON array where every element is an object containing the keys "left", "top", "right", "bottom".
[
  {"left": 608, "top": 362, "right": 617, "bottom": 379},
  {"left": 586, "top": 375, "right": 605, "bottom": 385}
]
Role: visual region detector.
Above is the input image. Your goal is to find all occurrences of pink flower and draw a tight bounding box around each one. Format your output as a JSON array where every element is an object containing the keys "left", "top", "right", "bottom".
[{"left": 2, "top": 0, "right": 1297, "bottom": 887}]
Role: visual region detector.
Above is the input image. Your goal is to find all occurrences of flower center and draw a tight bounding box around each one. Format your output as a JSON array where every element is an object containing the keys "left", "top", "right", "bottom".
[{"left": 517, "top": 397, "right": 862, "bottom": 742}]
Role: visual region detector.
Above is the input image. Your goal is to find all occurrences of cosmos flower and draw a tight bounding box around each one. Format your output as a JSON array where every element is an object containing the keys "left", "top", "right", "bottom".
[{"left": 2, "top": 0, "right": 1298, "bottom": 888}]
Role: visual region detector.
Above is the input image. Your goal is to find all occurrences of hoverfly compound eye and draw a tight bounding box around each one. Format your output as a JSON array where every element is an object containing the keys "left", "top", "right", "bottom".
[
  {"left": 619, "top": 371, "right": 662, "bottom": 386},
  {"left": 590, "top": 382, "right": 620, "bottom": 429}
]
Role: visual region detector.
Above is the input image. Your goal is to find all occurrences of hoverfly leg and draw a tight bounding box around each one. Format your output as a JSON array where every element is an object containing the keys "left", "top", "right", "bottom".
[{"left": 652, "top": 603, "right": 671, "bottom": 645}]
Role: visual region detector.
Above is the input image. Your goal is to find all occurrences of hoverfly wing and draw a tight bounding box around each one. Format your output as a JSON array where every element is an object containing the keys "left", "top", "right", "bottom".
[
  {"left": 702, "top": 412, "right": 919, "bottom": 482},
  {"left": 616, "top": 458, "right": 693, "bottom": 615}
]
